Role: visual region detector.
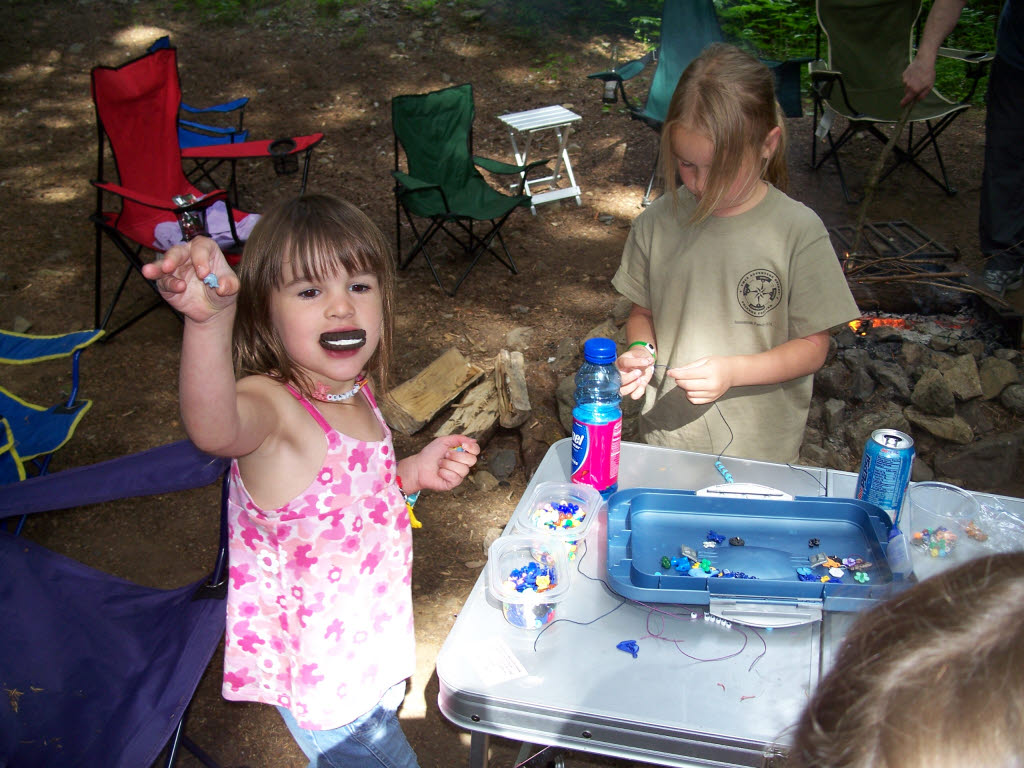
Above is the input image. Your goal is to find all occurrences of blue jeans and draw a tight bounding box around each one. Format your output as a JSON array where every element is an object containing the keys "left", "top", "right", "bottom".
[{"left": 277, "top": 680, "right": 420, "bottom": 768}]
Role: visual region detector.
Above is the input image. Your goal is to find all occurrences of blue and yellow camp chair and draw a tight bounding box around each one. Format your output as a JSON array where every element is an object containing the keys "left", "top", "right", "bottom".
[{"left": 0, "top": 329, "right": 103, "bottom": 501}]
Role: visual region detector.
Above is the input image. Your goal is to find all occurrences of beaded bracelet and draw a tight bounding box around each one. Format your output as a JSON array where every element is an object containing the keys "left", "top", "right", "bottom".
[{"left": 396, "top": 475, "right": 422, "bottom": 529}]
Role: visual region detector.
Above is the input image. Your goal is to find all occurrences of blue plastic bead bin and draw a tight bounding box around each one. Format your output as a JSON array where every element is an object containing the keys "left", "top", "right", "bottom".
[{"left": 606, "top": 486, "right": 903, "bottom": 617}]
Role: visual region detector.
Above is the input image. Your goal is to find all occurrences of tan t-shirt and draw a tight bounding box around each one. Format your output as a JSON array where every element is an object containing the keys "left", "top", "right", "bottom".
[{"left": 612, "top": 185, "right": 860, "bottom": 464}]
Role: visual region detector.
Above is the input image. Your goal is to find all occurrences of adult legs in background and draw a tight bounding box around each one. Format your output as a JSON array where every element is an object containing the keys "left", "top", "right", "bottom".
[
  {"left": 980, "top": 56, "right": 1024, "bottom": 295},
  {"left": 277, "top": 681, "right": 420, "bottom": 768}
]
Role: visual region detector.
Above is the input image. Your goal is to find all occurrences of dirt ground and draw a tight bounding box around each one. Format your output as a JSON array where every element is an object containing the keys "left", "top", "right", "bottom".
[{"left": 1, "top": 2, "right": 1018, "bottom": 767}]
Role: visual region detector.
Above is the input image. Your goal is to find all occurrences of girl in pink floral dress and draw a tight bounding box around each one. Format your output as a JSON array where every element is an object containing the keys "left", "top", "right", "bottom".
[{"left": 143, "top": 194, "right": 478, "bottom": 767}]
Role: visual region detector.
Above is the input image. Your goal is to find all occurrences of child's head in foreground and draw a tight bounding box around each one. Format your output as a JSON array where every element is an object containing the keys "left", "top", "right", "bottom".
[
  {"left": 232, "top": 193, "right": 396, "bottom": 397},
  {"left": 661, "top": 42, "right": 788, "bottom": 222},
  {"left": 788, "top": 551, "right": 1024, "bottom": 767}
]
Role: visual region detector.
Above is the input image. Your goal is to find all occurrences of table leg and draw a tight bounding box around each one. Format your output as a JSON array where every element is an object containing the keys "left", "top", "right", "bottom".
[
  {"left": 557, "top": 125, "right": 582, "bottom": 207},
  {"left": 469, "top": 731, "right": 489, "bottom": 768},
  {"left": 506, "top": 128, "right": 536, "bottom": 198}
]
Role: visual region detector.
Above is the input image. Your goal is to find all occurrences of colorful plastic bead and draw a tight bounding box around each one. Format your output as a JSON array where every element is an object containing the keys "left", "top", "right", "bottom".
[{"left": 616, "top": 640, "right": 640, "bottom": 658}]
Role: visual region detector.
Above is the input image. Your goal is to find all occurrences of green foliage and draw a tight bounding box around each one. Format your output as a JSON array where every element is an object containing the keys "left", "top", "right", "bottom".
[
  {"left": 531, "top": 51, "right": 578, "bottom": 82},
  {"left": 403, "top": 0, "right": 439, "bottom": 17},
  {"left": 631, "top": 14, "right": 661, "bottom": 48},
  {"left": 714, "top": 0, "right": 817, "bottom": 60}
]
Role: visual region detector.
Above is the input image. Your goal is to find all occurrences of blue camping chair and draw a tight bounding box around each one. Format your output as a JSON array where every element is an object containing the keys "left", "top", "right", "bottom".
[
  {"left": 0, "top": 328, "right": 103, "bottom": 497},
  {"left": 588, "top": 0, "right": 807, "bottom": 204},
  {"left": 0, "top": 440, "right": 231, "bottom": 768}
]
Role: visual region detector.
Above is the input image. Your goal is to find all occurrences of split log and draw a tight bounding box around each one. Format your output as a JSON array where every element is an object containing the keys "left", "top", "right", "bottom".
[
  {"left": 380, "top": 347, "right": 484, "bottom": 435},
  {"left": 494, "top": 349, "right": 531, "bottom": 428},
  {"left": 434, "top": 378, "right": 499, "bottom": 443}
]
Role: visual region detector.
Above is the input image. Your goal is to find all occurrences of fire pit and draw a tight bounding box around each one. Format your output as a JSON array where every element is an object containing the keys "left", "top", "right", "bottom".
[{"left": 830, "top": 221, "right": 1023, "bottom": 349}]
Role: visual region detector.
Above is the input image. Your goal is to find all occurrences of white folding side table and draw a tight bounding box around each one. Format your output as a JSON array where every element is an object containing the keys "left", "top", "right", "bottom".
[{"left": 497, "top": 105, "right": 582, "bottom": 214}]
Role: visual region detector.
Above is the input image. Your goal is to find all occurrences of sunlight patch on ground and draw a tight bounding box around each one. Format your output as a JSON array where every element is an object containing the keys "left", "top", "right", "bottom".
[
  {"left": 113, "top": 26, "right": 170, "bottom": 50},
  {"left": 38, "top": 186, "right": 79, "bottom": 203},
  {"left": 3, "top": 63, "right": 56, "bottom": 83}
]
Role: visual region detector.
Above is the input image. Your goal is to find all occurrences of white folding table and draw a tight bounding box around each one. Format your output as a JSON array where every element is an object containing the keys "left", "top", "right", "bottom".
[
  {"left": 436, "top": 439, "right": 1024, "bottom": 767},
  {"left": 497, "top": 105, "right": 582, "bottom": 214}
]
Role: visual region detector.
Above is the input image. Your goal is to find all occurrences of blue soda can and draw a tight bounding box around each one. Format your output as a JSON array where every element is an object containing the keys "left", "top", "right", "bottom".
[{"left": 855, "top": 429, "right": 915, "bottom": 519}]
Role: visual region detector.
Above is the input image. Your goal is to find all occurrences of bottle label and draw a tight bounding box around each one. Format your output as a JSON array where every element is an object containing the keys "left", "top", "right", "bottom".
[{"left": 571, "top": 416, "right": 621, "bottom": 492}]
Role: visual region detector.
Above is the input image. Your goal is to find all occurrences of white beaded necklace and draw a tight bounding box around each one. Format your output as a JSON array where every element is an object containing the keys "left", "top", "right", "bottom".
[{"left": 311, "top": 377, "right": 366, "bottom": 403}]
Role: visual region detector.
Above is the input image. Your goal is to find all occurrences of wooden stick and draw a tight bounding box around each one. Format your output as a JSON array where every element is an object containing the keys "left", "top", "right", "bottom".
[
  {"left": 850, "top": 102, "right": 915, "bottom": 256},
  {"left": 851, "top": 271, "right": 968, "bottom": 283}
]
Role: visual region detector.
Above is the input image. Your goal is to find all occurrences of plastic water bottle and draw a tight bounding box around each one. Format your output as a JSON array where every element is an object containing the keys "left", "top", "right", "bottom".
[{"left": 571, "top": 337, "right": 622, "bottom": 498}]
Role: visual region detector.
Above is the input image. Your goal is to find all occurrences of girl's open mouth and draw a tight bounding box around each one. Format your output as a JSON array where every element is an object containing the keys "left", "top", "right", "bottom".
[{"left": 319, "top": 330, "right": 366, "bottom": 350}]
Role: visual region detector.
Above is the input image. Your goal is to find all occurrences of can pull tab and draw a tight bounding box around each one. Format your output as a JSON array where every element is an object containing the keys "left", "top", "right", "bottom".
[{"left": 883, "top": 435, "right": 901, "bottom": 447}]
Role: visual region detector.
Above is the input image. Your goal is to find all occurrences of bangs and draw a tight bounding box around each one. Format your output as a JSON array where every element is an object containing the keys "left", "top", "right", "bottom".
[
  {"left": 271, "top": 219, "right": 379, "bottom": 288},
  {"left": 286, "top": 237, "right": 375, "bottom": 284}
]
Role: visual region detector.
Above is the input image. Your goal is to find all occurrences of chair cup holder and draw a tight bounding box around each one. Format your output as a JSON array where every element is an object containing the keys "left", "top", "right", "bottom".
[{"left": 269, "top": 137, "right": 299, "bottom": 175}]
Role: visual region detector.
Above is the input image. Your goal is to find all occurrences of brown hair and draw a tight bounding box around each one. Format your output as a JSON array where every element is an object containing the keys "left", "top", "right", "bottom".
[
  {"left": 233, "top": 193, "right": 396, "bottom": 398},
  {"left": 659, "top": 42, "right": 788, "bottom": 223},
  {"left": 788, "top": 551, "right": 1024, "bottom": 767}
]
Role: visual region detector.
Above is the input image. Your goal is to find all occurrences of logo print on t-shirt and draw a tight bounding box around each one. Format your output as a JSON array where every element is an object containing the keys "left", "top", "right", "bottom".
[{"left": 736, "top": 269, "right": 782, "bottom": 317}]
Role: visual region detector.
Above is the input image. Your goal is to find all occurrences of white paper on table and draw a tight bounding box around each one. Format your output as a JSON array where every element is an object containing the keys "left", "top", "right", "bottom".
[{"left": 471, "top": 636, "right": 529, "bottom": 686}]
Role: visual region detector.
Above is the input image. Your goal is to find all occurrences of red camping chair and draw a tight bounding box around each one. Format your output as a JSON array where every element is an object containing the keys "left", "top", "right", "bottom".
[
  {"left": 146, "top": 37, "right": 324, "bottom": 207},
  {"left": 90, "top": 46, "right": 324, "bottom": 339}
]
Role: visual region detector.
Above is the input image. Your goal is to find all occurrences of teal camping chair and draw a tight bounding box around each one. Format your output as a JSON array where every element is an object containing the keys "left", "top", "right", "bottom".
[
  {"left": 0, "top": 328, "right": 103, "bottom": 532},
  {"left": 391, "top": 83, "right": 548, "bottom": 296},
  {"left": 809, "top": 0, "right": 992, "bottom": 202},
  {"left": 589, "top": 0, "right": 806, "bottom": 204}
]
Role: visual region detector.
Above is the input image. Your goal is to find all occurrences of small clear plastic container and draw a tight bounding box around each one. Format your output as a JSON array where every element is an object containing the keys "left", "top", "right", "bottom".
[
  {"left": 511, "top": 481, "right": 602, "bottom": 560},
  {"left": 906, "top": 482, "right": 980, "bottom": 580},
  {"left": 486, "top": 534, "right": 571, "bottom": 630}
]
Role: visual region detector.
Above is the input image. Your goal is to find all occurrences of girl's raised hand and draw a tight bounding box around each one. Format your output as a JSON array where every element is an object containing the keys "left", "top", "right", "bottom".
[
  {"left": 616, "top": 349, "right": 655, "bottom": 400},
  {"left": 140, "top": 236, "right": 239, "bottom": 323},
  {"left": 667, "top": 356, "right": 735, "bottom": 405},
  {"left": 403, "top": 435, "right": 480, "bottom": 494}
]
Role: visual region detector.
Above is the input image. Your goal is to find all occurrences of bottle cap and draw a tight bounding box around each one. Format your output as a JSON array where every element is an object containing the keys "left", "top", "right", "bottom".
[{"left": 583, "top": 337, "right": 617, "bottom": 365}]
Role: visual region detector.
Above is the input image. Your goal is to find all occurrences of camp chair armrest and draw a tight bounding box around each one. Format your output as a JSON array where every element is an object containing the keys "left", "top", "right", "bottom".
[
  {"left": 808, "top": 61, "right": 856, "bottom": 110},
  {"left": 181, "top": 97, "right": 249, "bottom": 116},
  {"left": 91, "top": 180, "right": 227, "bottom": 212},
  {"left": 0, "top": 329, "right": 104, "bottom": 365},
  {"left": 391, "top": 170, "right": 442, "bottom": 193},
  {"left": 179, "top": 119, "right": 244, "bottom": 137},
  {"left": 181, "top": 132, "right": 324, "bottom": 160},
  {"left": 935, "top": 46, "right": 994, "bottom": 65},
  {"left": 932, "top": 47, "right": 994, "bottom": 101},
  {"left": 473, "top": 155, "right": 548, "bottom": 176},
  {"left": 808, "top": 60, "right": 837, "bottom": 77},
  {"left": 587, "top": 49, "right": 656, "bottom": 84}
]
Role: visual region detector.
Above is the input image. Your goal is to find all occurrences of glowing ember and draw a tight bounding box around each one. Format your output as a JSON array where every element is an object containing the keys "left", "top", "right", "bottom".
[{"left": 848, "top": 317, "right": 913, "bottom": 336}]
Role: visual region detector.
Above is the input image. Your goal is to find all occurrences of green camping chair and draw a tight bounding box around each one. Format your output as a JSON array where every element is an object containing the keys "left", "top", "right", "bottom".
[
  {"left": 588, "top": 0, "right": 806, "bottom": 205},
  {"left": 810, "top": 0, "right": 992, "bottom": 202},
  {"left": 391, "top": 83, "right": 548, "bottom": 296}
]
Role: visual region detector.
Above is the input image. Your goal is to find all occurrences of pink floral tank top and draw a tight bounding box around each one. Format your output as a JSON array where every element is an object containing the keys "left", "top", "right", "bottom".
[{"left": 221, "top": 383, "right": 415, "bottom": 730}]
